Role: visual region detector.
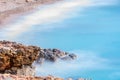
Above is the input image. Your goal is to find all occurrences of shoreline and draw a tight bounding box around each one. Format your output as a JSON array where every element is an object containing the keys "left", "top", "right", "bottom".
[
  {"left": 0, "top": 74, "right": 64, "bottom": 80},
  {"left": 0, "top": 40, "right": 77, "bottom": 80},
  {"left": 0, "top": 0, "right": 61, "bottom": 26}
]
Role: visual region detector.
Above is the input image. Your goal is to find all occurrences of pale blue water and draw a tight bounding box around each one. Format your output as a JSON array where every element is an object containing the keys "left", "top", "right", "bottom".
[
  {"left": 14, "top": 4, "right": 120, "bottom": 80},
  {"left": 1, "top": 1, "right": 120, "bottom": 80}
]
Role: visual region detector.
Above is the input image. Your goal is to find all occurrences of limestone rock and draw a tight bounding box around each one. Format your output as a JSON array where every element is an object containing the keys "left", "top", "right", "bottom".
[
  {"left": 0, "top": 40, "right": 77, "bottom": 76},
  {"left": 0, "top": 40, "right": 40, "bottom": 74}
]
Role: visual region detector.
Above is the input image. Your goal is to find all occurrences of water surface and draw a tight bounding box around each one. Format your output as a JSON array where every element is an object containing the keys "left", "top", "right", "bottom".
[{"left": 0, "top": 0, "right": 120, "bottom": 80}]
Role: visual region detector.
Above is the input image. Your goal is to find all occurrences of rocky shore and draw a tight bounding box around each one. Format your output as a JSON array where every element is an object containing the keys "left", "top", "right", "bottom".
[
  {"left": 0, "top": 40, "right": 77, "bottom": 80},
  {"left": 36, "top": 48, "right": 77, "bottom": 64},
  {"left": 0, "top": 74, "right": 64, "bottom": 80},
  {"left": 0, "top": 74, "right": 91, "bottom": 80},
  {"left": 0, "top": 0, "right": 61, "bottom": 25}
]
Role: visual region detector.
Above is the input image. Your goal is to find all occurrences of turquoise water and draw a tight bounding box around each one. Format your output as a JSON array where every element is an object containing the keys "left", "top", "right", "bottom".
[
  {"left": 0, "top": 1, "right": 120, "bottom": 80},
  {"left": 17, "top": 5, "right": 120, "bottom": 80}
]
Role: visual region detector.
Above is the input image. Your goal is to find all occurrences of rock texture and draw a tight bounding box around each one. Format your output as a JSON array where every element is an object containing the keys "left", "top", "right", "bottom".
[
  {"left": 0, "top": 74, "right": 91, "bottom": 80},
  {"left": 0, "top": 40, "right": 77, "bottom": 75},
  {"left": 0, "top": 74, "right": 64, "bottom": 80},
  {"left": 36, "top": 49, "right": 77, "bottom": 64},
  {"left": 0, "top": 40, "right": 40, "bottom": 74}
]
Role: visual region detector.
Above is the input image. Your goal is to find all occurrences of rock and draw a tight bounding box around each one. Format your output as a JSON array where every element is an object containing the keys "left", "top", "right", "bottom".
[
  {"left": 45, "top": 76, "right": 54, "bottom": 80},
  {"left": 0, "top": 74, "right": 63, "bottom": 80},
  {"left": 61, "top": 56, "right": 72, "bottom": 60},
  {"left": 0, "top": 40, "right": 77, "bottom": 76},
  {"left": 54, "top": 78, "right": 64, "bottom": 80},
  {"left": 0, "top": 40, "right": 40, "bottom": 74},
  {"left": 36, "top": 48, "right": 77, "bottom": 64},
  {"left": 5, "top": 67, "right": 18, "bottom": 74},
  {"left": 17, "top": 65, "right": 35, "bottom": 76},
  {"left": 46, "top": 53, "right": 57, "bottom": 62},
  {"left": 36, "top": 58, "right": 45, "bottom": 64},
  {"left": 52, "top": 48, "right": 58, "bottom": 52},
  {"left": 69, "top": 54, "right": 77, "bottom": 59},
  {"left": 61, "top": 53, "right": 77, "bottom": 61}
]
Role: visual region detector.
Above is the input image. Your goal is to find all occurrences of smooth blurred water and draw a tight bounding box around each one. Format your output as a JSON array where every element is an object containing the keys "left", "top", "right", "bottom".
[
  {"left": 15, "top": 5, "right": 120, "bottom": 80},
  {"left": 0, "top": 1, "right": 120, "bottom": 80}
]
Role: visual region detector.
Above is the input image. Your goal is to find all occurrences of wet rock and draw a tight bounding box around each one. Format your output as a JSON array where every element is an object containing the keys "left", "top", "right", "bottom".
[
  {"left": 36, "top": 58, "right": 45, "bottom": 64},
  {"left": 46, "top": 54, "right": 57, "bottom": 62},
  {"left": 60, "top": 56, "right": 72, "bottom": 60},
  {"left": 69, "top": 54, "right": 77, "bottom": 59},
  {"left": 36, "top": 48, "right": 77, "bottom": 64}
]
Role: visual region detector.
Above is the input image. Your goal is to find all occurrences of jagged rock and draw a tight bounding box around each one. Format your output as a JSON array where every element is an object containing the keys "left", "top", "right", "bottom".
[
  {"left": 36, "top": 49, "right": 77, "bottom": 64},
  {"left": 0, "top": 40, "right": 77, "bottom": 76},
  {"left": 0, "top": 40, "right": 40, "bottom": 74}
]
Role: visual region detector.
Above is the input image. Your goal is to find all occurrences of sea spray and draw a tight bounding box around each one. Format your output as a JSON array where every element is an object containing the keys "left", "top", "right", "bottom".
[{"left": 33, "top": 50, "right": 109, "bottom": 78}]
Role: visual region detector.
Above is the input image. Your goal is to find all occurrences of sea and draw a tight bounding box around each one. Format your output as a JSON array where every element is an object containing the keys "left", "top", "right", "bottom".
[{"left": 0, "top": 0, "right": 120, "bottom": 80}]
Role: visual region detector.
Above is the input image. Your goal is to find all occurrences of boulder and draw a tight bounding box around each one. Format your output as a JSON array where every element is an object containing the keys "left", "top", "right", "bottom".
[
  {"left": 0, "top": 40, "right": 40, "bottom": 74},
  {"left": 0, "top": 40, "right": 77, "bottom": 75}
]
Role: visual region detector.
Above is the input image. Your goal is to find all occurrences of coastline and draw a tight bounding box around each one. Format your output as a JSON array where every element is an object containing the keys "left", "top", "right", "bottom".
[
  {"left": 0, "top": 0, "right": 61, "bottom": 26},
  {"left": 0, "top": 74, "right": 63, "bottom": 80},
  {"left": 0, "top": 40, "right": 77, "bottom": 80}
]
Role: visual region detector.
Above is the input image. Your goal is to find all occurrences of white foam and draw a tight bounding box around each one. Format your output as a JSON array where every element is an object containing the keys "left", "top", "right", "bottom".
[
  {"left": 0, "top": 0, "right": 118, "bottom": 40},
  {"left": 34, "top": 50, "right": 109, "bottom": 77}
]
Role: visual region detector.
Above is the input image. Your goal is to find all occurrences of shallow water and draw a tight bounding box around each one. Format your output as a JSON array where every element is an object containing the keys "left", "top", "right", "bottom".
[{"left": 0, "top": 0, "right": 120, "bottom": 80}]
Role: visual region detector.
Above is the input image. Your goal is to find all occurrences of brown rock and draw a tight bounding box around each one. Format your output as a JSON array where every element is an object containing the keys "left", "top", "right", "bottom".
[
  {"left": 0, "top": 40, "right": 77, "bottom": 76},
  {"left": 0, "top": 40, "right": 40, "bottom": 74},
  {"left": 0, "top": 74, "right": 64, "bottom": 80}
]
